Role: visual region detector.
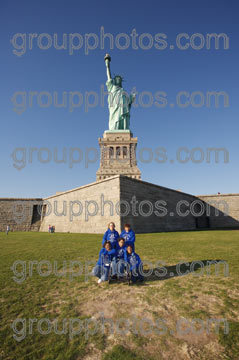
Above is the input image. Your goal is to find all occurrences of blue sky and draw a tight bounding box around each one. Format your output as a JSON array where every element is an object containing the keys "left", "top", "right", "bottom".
[{"left": 0, "top": 0, "right": 238, "bottom": 198}]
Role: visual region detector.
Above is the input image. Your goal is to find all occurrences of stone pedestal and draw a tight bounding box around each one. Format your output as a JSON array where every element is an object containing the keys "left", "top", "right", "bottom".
[{"left": 96, "top": 131, "right": 141, "bottom": 181}]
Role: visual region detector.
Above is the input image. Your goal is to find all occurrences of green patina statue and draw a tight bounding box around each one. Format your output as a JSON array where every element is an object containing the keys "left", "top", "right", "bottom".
[{"left": 104, "top": 53, "right": 135, "bottom": 131}]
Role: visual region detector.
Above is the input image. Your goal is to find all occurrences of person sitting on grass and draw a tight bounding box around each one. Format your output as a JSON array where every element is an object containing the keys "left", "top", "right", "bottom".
[
  {"left": 92, "top": 241, "right": 116, "bottom": 284},
  {"left": 114, "top": 237, "right": 127, "bottom": 277},
  {"left": 126, "top": 245, "right": 144, "bottom": 283},
  {"left": 102, "top": 222, "right": 119, "bottom": 249},
  {"left": 120, "top": 223, "right": 135, "bottom": 251}
]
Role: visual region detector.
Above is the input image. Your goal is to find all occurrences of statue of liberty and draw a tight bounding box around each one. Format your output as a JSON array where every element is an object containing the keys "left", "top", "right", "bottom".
[{"left": 104, "top": 54, "right": 135, "bottom": 131}]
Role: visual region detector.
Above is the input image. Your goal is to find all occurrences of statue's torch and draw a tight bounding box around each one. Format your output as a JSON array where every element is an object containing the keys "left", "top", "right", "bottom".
[{"left": 104, "top": 53, "right": 111, "bottom": 66}]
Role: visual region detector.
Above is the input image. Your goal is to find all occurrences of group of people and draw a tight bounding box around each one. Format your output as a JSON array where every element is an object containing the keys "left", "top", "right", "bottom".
[
  {"left": 48, "top": 225, "right": 55, "bottom": 233},
  {"left": 92, "top": 222, "right": 143, "bottom": 284}
]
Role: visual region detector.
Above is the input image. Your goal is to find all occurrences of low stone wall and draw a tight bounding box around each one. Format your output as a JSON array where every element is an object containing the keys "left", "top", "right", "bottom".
[
  {"left": 40, "top": 175, "right": 211, "bottom": 234},
  {"left": 198, "top": 194, "right": 239, "bottom": 229},
  {"left": 1, "top": 177, "right": 238, "bottom": 233},
  {"left": 40, "top": 177, "right": 121, "bottom": 233},
  {"left": 119, "top": 176, "right": 210, "bottom": 233},
  {"left": 0, "top": 199, "right": 43, "bottom": 232}
]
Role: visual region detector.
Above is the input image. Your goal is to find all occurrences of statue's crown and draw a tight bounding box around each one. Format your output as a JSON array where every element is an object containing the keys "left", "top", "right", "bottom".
[{"left": 113, "top": 74, "right": 124, "bottom": 82}]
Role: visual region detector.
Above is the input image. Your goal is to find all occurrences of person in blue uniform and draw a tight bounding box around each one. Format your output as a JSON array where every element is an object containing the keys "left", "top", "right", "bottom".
[
  {"left": 92, "top": 241, "right": 116, "bottom": 284},
  {"left": 114, "top": 237, "right": 127, "bottom": 277},
  {"left": 126, "top": 245, "right": 144, "bottom": 283},
  {"left": 102, "top": 222, "right": 119, "bottom": 249},
  {"left": 120, "top": 223, "right": 135, "bottom": 251}
]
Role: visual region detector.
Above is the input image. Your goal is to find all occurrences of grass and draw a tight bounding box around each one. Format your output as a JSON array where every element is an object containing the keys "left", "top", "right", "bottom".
[
  {"left": 102, "top": 345, "right": 146, "bottom": 360},
  {"left": 0, "top": 230, "right": 239, "bottom": 359}
]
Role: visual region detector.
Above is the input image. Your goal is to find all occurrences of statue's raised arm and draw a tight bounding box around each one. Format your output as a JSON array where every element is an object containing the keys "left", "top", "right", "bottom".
[{"left": 104, "top": 53, "right": 112, "bottom": 81}]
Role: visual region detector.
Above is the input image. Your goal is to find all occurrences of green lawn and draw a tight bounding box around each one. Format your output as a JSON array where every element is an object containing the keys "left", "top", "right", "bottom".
[{"left": 0, "top": 230, "right": 239, "bottom": 360}]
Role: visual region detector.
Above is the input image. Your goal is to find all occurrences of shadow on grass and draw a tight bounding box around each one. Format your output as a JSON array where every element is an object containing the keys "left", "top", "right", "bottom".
[{"left": 133, "top": 259, "right": 227, "bottom": 286}]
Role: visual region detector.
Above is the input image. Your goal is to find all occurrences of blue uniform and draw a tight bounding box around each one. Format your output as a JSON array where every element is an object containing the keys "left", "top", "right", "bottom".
[
  {"left": 102, "top": 229, "right": 119, "bottom": 249},
  {"left": 113, "top": 243, "right": 127, "bottom": 276},
  {"left": 116, "top": 243, "right": 127, "bottom": 261},
  {"left": 120, "top": 229, "right": 135, "bottom": 250},
  {"left": 97, "top": 248, "right": 116, "bottom": 267},
  {"left": 126, "top": 251, "right": 144, "bottom": 282},
  {"left": 126, "top": 251, "right": 141, "bottom": 271},
  {"left": 93, "top": 248, "right": 116, "bottom": 281}
]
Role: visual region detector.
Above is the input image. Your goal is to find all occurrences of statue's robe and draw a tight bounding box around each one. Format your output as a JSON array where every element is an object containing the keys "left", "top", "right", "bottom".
[{"left": 106, "top": 79, "right": 133, "bottom": 130}]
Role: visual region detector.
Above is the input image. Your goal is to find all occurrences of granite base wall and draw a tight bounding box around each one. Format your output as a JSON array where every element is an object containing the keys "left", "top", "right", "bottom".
[
  {"left": 39, "top": 177, "right": 121, "bottom": 233},
  {"left": 119, "top": 176, "right": 210, "bottom": 233},
  {"left": 0, "top": 199, "right": 43, "bottom": 232},
  {"left": 1, "top": 177, "right": 238, "bottom": 233},
  {"left": 198, "top": 194, "right": 239, "bottom": 229}
]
